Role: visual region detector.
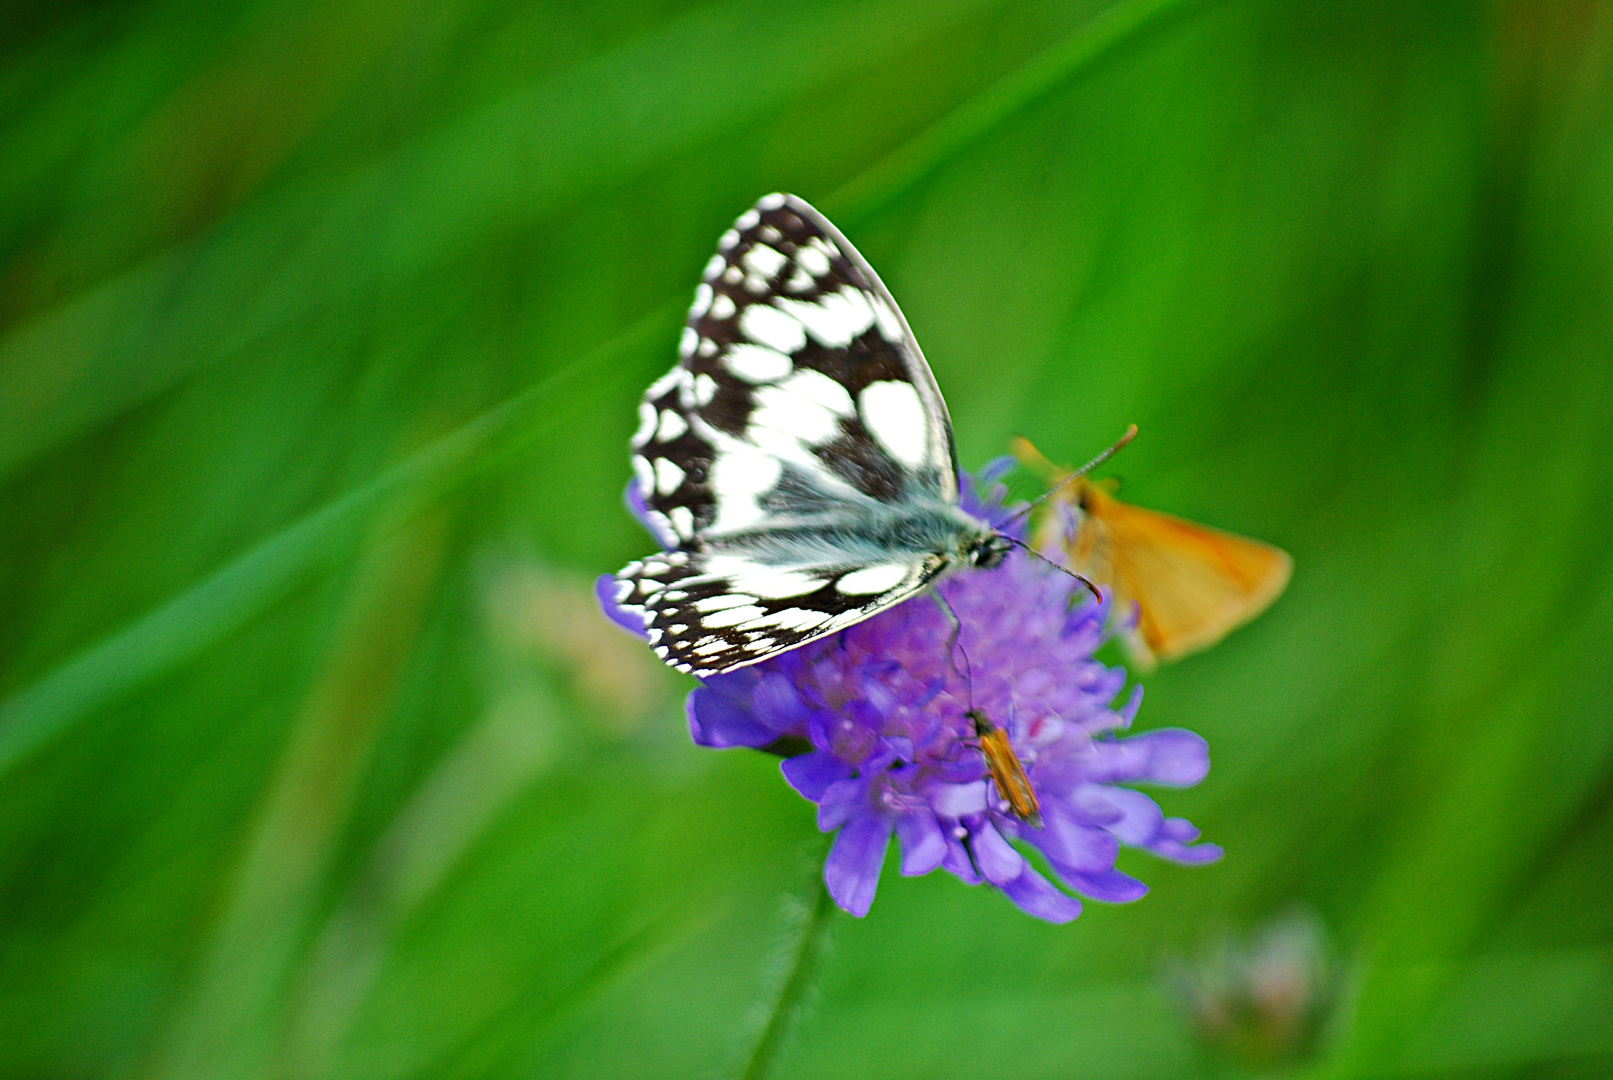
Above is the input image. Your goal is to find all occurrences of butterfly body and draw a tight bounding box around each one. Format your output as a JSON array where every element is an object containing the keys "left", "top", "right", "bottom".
[
  {"left": 613, "top": 193, "right": 1010, "bottom": 677},
  {"left": 702, "top": 499, "right": 1003, "bottom": 567}
]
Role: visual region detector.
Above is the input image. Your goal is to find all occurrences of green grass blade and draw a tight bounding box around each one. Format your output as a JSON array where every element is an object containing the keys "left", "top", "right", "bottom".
[{"left": 0, "top": 309, "right": 670, "bottom": 776}]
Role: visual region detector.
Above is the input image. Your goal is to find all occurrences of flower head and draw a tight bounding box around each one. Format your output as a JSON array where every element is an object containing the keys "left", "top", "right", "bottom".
[
  {"left": 598, "top": 464, "right": 1220, "bottom": 921},
  {"left": 1167, "top": 909, "right": 1339, "bottom": 1068}
]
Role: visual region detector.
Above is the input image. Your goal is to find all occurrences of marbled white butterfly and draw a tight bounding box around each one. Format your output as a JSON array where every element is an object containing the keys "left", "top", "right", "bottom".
[{"left": 612, "top": 193, "right": 1016, "bottom": 677}]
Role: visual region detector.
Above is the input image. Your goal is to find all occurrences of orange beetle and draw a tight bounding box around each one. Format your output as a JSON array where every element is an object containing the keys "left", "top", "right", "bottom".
[{"left": 968, "top": 708, "right": 1042, "bottom": 829}]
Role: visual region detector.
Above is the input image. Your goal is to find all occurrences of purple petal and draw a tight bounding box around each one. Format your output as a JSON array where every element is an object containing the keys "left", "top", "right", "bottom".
[
  {"left": 1077, "top": 728, "right": 1206, "bottom": 786},
  {"left": 942, "top": 828, "right": 983, "bottom": 884},
  {"left": 825, "top": 814, "right": 893, "bottom": 917},
  {"left": 1026, "top": 797, "right": 1119, "bottom": 872},
  {"left": 813, "top": 700, "right": 884, "bottom": 766},
  {"left": 1115, "top": 683, "right": 1144, "bottom": 727},
  {"left": 780, "top": 751, "right": 853, "bottom": 802},
  {"left": 1087, "top": 786, "right": 1166, "bottom": 846},
  {"left": 817, "top": 777, "right": 868, "bottom": 832},
  {"left": 1000, "top": 865, "right": 1083, "bottom": 923},
  {"left": 686, "top": 685, "right": 775, "bottom": 749},
  {"left": 1160, "top": 817, "right": 1201, "bottom": 843},
  {"left": 1148, "top": 836, "right": 1224, "bottom": 865},
  {"left": 1054, "top": 865, "right": 1148, "bottom": 903},
  {"left": 1112, "top": 729, "right": 1210, "bottom": 786},
  {"left": 896, "top": 810, "right": 946, "bottom": 876},
  {"left": 931, "top": 780, "right": 988, "bottom": 819},
  {"left": 977, "top": 455, "right": 1016, "bottom": 485},
  {"left": 1061, "top": 784, "right": 1125, "bottom": 827},
  {"left": 595, "top": 574, "right": 648, "bottom": 637},
  {"left": 970, "top": 821, "right": 1025, "bottom": 886},
  {"left": 751, "top": 672, "right": 813, "bottom": 735}
]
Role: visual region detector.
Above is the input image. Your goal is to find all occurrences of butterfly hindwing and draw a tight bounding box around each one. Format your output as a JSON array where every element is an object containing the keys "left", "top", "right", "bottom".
[{"left": 613, "top": 548, "right": 945, "bottom": 676}]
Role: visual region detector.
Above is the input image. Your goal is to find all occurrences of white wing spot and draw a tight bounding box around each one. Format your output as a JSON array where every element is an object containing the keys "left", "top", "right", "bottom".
[
  {"left": 778, "top": 367, "right": 854, "bottom": 417},
  {"left": 638, "top": 560, "right": 667, "bottom": 577},
  {"left": 698, "top": 338, "right": 717, "bottom": 357},
  {"left": 694, "top": 638, "right": 728, "bottom": 656},
  {"left": 654, "top": 457, "right": 686, "bottom": 495},
  {"left": 859, "top": 380, "right": 929, "bottom": 468},
  {"left": 669, "top": 506, "right": 694, "bottom": 537},
  {"left": 743, "top": 637, "right": 776, "bottom": 653},
  {"left": 751, "top": 381, "right": 841, "bottom": 445},
  {"left": 692, "top": 372, "right": 717, "bottom": 404},
  {"left": 702, "top": 604, "right": 767, "bottom": 628},
  {"left": 656, "top": 409, "right": 688, "bottom": 441},
  {"left": 647, "top": 367, "right": 684, "bottom": 400},
  {"left": 679, "top": 326, "right": 698, "bottom": 357},
  {"left": 870, "top": 294, "right": 904, "bottom": 343},
  {"left": 730, "top": 567, "right": 829, "bottom": 599},
  {"left": 758, "top": 193, "right": 787, "bottom": 210},
  {"left": 693, "top": 593, "right": 759, "bottom": 613},
  {"left": 632, "top": 401, "right": 658, "bottom": 446},
  {"left": 632, "top": 455, "right": 656, "bottom": 495},
  {"left": 744, "top": 274, "right": 769, "bottom": 294},
  {"left": 742, "top": 243, "right": 788, "bottom": 280},
  {"left": 690, "top": 283, "right": 714, "bottom": 318},
  {"left": 756, "top": 607, "right": 833, "bottom": 632},
  {"left": 777, "top": 286, "right": 875, "bottom": 347},
  {"left": 704, "top": 254, "right": 726, "bottom": 279},
  {"left": 795, "top": 244, "right": 830, "bottom": 278},
  {"left": 786, "top": 267, "right": 814, "bottom": 293},
  {"left": 723, "top": 266, "right": 743, "bottom": 285},
  {"left": 707, "top": 448, "right": 782, "bottom": 532},
  {"left": 739, "top": 304, "right": 806, "bottom": 353},
  {"left": 710, "top": 293, "right": 736, "bottom": 320},
  {"left": 613, "top": 579, "right": 634, "bottom": 603},
  {"left": 758, "top": 225, "right": 782, "bottom": 243},
  {"left": 669, "top": 624, "right": 688, "bottom": 635},
  {"left": 736, "top": 208, "right": 760, "bottom": 230},
  {"left": 719, "top": 229, "right": 740, "bottom": 250},
  {"left": 725, "top": 343, "right": 793, "bottom": 383},
  {"left": 837, "top": 563, "right": 910, "bottom": 595}
]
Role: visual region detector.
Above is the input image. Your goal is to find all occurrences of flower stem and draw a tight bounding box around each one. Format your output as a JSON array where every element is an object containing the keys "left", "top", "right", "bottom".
[{"left": 736, "top": 871, "right": 836, "bottom": 1080}]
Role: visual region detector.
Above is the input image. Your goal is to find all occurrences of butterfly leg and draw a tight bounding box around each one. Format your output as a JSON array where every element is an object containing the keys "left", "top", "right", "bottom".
[{"left": 927, "top": 586, "right": 974, "bottom": 706}]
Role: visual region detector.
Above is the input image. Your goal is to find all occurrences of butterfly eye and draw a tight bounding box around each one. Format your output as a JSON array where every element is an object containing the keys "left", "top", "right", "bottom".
[{"left": 973, "top": 534, "right": 1014, "bottom": 569}]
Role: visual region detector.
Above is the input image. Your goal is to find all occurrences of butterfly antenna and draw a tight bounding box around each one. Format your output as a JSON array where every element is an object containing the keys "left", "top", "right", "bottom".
[
  {"left": 1004, "top": 537, "right": 1103, "bottom": 604},
  {"left": 999, "top": 423, "right": 1138, "bottom": 530}
]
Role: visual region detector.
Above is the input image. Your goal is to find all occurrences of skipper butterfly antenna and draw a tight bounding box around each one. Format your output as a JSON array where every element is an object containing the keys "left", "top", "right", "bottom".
[{"left": 1000, "top": 423, "right": 1138, "bottom": 530}]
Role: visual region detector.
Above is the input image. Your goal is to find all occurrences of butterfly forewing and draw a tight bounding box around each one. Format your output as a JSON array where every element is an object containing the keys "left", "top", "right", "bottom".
[{"left": 616, "top": 193, "right": 982, "bottom": 677}]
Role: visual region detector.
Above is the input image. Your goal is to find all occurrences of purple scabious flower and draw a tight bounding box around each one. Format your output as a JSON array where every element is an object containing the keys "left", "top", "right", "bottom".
[{"left": 597, "top": 464, "right": 1221, "bottom": 921}]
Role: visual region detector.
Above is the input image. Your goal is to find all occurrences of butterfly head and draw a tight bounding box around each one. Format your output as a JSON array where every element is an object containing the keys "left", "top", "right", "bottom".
[{"left": 970, "top": 532, "right": 1015, "bottom": 569}]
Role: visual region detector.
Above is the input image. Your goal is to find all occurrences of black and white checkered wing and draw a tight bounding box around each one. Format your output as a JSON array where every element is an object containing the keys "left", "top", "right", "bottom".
[
  {"left": 628, "top": 192, "right": 957, "bottom": 542},
  {"left": 615, "top": 547, "right": 947, "bottom": 676},
  {"left": 615, "top": 193, "right": 964, "bottom": 676}
]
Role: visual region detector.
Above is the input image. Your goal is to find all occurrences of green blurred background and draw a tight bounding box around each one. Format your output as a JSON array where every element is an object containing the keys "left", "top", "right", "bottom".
[{"left": 3, "top": 0, "right": 1611, "bottom": 1077}]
